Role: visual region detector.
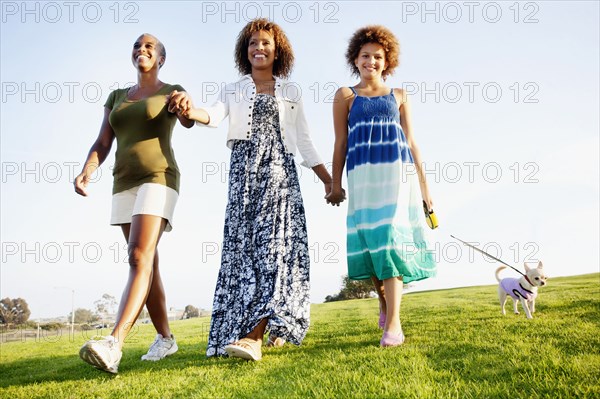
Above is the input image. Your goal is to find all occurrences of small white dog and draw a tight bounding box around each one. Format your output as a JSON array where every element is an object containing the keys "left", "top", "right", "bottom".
[{"left": 495, "top": 261, "right": 547, "bottom": 319}]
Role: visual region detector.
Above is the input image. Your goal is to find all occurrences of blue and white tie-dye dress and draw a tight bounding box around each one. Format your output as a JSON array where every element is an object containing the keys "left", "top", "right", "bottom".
[{"left": 346, "top": 87, "right": 436, "bottom": 282}]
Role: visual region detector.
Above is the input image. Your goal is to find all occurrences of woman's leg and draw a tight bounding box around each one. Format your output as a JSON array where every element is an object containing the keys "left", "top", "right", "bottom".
[
  {"left": 144, "top": 251, "right": 172, "bottom": 337},
  {"left": 382, "top": 276, "right": 403, "bottom": 335},
  {"left": 371, "top": 276, "right": 386, "bottom": 314},
  {"left": 111, "top": 215, "right": 166, "bottom": 349},
  {"left": 120, "top": 224, "right": 171, "bottom": 338},
  {"left": 244, "top": 318, "right": 268, "bottom": 342},
  {"left": 224, "top": 318, "right": 267, "bottom": 360}
]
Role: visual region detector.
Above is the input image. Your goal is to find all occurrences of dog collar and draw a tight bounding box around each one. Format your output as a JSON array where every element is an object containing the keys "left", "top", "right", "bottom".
[{"left": 524, "top": 275, "right": 534, "bottom": 286}]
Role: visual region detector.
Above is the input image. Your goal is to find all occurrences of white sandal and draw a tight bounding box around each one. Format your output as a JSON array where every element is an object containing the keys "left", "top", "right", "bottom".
[
  {"left": 266, "top": 334, "right": 285, "bottom": 348},
  {"left": 224, "top": 338, "right": 262, "bottom": 361}
]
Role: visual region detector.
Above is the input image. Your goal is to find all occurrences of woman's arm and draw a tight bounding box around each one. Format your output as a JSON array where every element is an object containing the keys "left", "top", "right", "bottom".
[
  {"left": 73, "top": 107, "right": 115, "bottom": 196},
  {"left": 290, "top": 96, "right": 340, "bottom": 203},
  {"left": 293, "top": 97, "right": 324, "bottom": 168},
  {"left": 312, "top": 163, "right": 333, "bottom": 197},
  {"left": 397, "top": 88, "right": 434, "bottom": 210},
  {"left": 167, "top": 90, "right": 225, "bottom": 126},
  {"left": 176, "top": 109, "right": 195, "bottom": 128},
  {"left": 326, "top": 87, "right": 352, "bottom": 205},
  {"left": 183, "top": 107, "right": 211, "bottom": 125}
]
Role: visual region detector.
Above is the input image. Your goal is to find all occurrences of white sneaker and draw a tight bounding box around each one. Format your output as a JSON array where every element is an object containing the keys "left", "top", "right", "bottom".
[
  {"left": 79, "top": 336, "right": 122, "bottom": 374},
  {"left": 141, "top": 334, "right": 178, "bottom": 361}
]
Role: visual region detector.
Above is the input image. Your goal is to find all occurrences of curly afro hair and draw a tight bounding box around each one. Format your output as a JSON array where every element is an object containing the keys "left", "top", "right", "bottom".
[
  {"left": 234, "top": 18, "right": 294, "bottom": 79},
  {"left": 345, "top": 25, "right": 400, "bottom": 80}
]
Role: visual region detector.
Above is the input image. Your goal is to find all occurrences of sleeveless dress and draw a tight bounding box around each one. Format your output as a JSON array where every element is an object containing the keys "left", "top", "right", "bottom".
[
  {"left": 346, "top": 88, "right": 436, "bottom": 282},
  {"left": 206, "top": 94, "right": 311, "bottom": 357}
]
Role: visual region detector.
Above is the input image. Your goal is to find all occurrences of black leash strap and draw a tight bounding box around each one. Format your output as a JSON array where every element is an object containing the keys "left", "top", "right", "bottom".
[{"left": 451, "top": 235, "right": 526, "bottom": 277}]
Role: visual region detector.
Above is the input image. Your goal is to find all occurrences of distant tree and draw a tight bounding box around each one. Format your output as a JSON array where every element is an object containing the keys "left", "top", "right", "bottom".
[
  {"left": 137, "top": 307, "right": 149, "bottom": 321},
  {"left": 324, "top": 276, "right": 375, "bottom": 302},
  {"left": 70, "top": 308, "right": 99, "bottom": 324},
  {"left": 340, "top": 276, "right": 374, "bottom": 299},
  {"left": 183, "top": 305, "right": 200, "bottom": 319},
  {"left": 23, "top": 320, "right": 38, "bottom": 329},
  {"left": 94, "top": 294, "right": 117, "bottom": 320},
  {"left": 0, "top": 297, "right": 31, "bottom": 325},
  {"left": 41, "top": 322, "right": 65, "bottom": 331}
]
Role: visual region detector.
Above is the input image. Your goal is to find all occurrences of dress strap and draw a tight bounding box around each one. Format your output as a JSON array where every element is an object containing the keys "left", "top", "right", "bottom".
[{"left": 349, "top": 87, "right": 357, "bottom": 96}]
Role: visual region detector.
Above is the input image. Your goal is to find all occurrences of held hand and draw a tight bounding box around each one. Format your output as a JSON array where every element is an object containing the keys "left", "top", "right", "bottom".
[
  {"left": 178, "top": 106, "right": 195, "bottom": 120},
  {"left": 166, "top": 90, "right": 193, "bottom": 114},
  {"left": 324, "top": 182, "right": 332, "bottom": 197},
  {"left": 422, "top": 194, "right": 434, "bottom": 212},
  {"left": 74, "top": 172, "right": 90, "bottom": 197},
  {"left": 166, "top": 90, "right": 179, "bottom": 113},
  {"left": 325, "top": 187, "right": 346, "bottom": 206}
]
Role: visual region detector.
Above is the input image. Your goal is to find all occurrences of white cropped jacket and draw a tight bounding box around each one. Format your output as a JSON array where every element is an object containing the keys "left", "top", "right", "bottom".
[{"left": 198, "top": 74, "right": 323, "bottom": 168}]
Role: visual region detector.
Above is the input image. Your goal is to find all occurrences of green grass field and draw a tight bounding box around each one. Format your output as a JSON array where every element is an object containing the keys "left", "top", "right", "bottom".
[{"left": 1, "top": 273, "right": 599, "bottom": 398}]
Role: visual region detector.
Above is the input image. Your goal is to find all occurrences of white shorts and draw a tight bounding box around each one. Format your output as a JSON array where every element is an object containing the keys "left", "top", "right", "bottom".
[{"left": 110, "top": 183, "right": 179, "bottom": 232}]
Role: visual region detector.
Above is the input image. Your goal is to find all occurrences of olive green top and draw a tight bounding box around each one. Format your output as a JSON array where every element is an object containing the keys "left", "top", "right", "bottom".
[{"left": 105, "top": 84, "right": 183, "bottom": 194}]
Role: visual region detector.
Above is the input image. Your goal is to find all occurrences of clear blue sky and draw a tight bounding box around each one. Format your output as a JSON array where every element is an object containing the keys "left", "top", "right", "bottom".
[{"left": 1, "top": 1, "right": 598, "bottom": 319}]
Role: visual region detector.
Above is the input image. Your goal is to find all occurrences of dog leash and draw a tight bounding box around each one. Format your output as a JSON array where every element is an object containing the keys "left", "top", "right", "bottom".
[{"left": 450, "top": 235, "right": 526, "bottom": 277}]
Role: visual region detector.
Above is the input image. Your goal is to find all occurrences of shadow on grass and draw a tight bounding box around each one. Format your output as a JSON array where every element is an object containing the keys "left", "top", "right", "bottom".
[
  {"left": 0, "top": 334, "right": 377, "bottom": 391},
  {"left": 3, "top": 275, "right": 597, "bottom": 396},
  {"left": 548, "top": 298, "right": 600, "bottom": 324},
  {"left": 0, "top": 341, "right": 210, "bottom": 388}
]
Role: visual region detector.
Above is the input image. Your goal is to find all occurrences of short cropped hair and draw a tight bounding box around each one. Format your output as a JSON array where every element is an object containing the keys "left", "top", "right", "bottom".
[
  {"left": 234, "top": 18, "right": 294, "bottom": 79},
  {"left": 346, "top": 26, "right": 400, "bottom": 80},
  {"left": 137, "top": 33, "right": 166, "bottom": 68}
]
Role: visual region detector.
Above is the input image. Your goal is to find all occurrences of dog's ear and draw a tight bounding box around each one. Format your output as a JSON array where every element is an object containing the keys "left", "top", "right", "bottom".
[
  {"left": 524, "top": 262, "right": 531, "bottom": 272},
  {"left": 537, "top": 261, "right": 544, "bottom": 269}
]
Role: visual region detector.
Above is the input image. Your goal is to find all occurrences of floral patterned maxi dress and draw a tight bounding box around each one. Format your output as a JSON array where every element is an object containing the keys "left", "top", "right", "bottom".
[{"left": 206, "top": 94, "right": 311, "bottom": 357}]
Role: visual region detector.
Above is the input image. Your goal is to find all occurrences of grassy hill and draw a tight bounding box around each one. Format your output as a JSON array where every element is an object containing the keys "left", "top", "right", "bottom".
[{"left": 1, "top": 273, "right": 598, "bottom": 398}]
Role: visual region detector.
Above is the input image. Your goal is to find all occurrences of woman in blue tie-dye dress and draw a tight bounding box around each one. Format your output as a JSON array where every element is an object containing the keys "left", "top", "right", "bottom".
[{"left": 327, "top": 26, "right": 437, "bottom": 347}]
